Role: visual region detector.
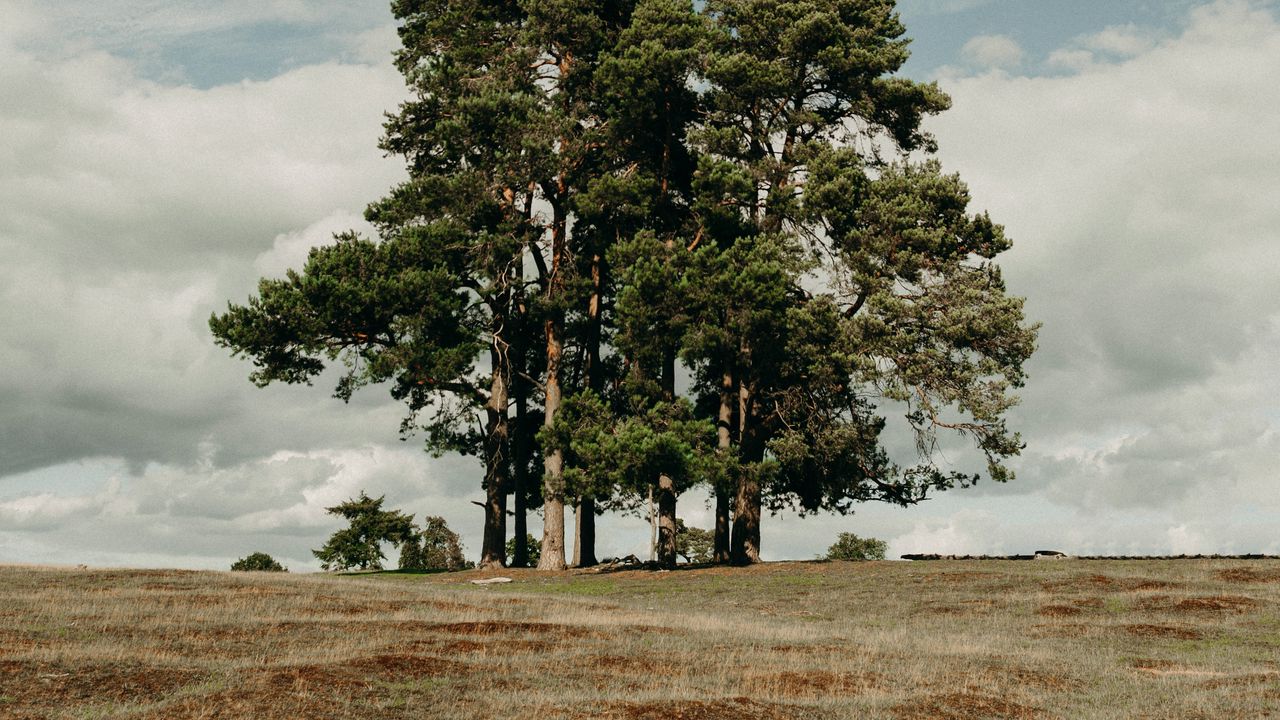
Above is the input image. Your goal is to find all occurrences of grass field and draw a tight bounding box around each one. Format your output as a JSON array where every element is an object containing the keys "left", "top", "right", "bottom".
[{"left": 2, "top": 559, "right": 1278, "bottom": 719}]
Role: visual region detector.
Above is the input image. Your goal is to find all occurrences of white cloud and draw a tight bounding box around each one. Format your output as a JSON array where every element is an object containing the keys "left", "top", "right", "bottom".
[
  {"left": 959, "top": 33, "right": 1024, "bottom": 69},
  {"left": 923, "top": 0, "right": 1280, "bottom": 546},
  {"left": 3, "top": 0, "right": 1280, "bottom": 569},
  {"left": 1081, "top": 25, "right": 1157, "bottom": 57},
  {"left": 253, "top": 210, "right": 373, "bottom": 277},
  {"left": 0, "top": 446, "right": 484, "bottom": 570}
]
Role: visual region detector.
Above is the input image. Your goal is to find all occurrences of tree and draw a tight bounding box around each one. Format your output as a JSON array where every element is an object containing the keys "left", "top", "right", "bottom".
[
  {"left": 825, "top": 532, "right": 887, "bottom": 561},
  {"left": 676, "top": 521, "right": 714, "bottom": 564},
  {"left": 673, "top": 0, "right": 1037, "bottom": 563},
  {"left": 506, "top": 533, "right": 541, "bottom": 568},
  {"left": 313, "top": 492, "right": 416, "bottom": 571},
  {"left": 543, "top": 389, "right": 718, "bottom": 568},
  {"left": 399, "top": 516, "right": 473, "bottom": 571},
  {"left": 230, "top": 552, "right": 287, "bottom": 572},
  {"left": 212, "top": 0, "right": 1035, "bottom": 572}
]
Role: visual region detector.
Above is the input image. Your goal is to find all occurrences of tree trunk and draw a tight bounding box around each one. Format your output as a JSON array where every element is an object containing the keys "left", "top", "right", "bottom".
[
  {"left": 657, "top": 473, "right": 677, "bottom": 568},
  {"left": 731, "top": 473, "right": 761, "bottom": 565},
  {"left": 538, "top": 197, "right": 568, "bottom": 571},
  {"left": 479, "top": 351, "right": 509, "bottom": 569},
  {"left": 539, "top": 314, "right": 566, "bottom": 570},
  {"left": 714, "top": 488, "right": 731, "bottom": 564},
  {"left": 511, "top": 294, "right": 530, "bottom": 568},
  {"left": 573, "top": 497, "right": 598, "bottom": 567},
  {"left": 714, "top": 368, "right": 733, "bottom": 564},
  {"left": 648, "top": 486, "right": 657, "bottom": 562},
  {"left": 572, "top": 246, "right": 604, "bottom": 569},
  {"left": 731, "top": 373, "right": 761, "bottom": 565}
]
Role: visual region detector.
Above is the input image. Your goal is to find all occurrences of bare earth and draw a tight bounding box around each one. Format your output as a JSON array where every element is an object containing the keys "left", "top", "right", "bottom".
[{"left": 2, "top": 559, "right": 1278, "bottom": 719}]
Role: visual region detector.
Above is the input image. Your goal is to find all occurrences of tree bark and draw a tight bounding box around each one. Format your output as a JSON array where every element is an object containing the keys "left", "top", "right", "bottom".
[
  {"left": 538, "top": 194, "right": 568, "bottom": 571},
  {"left": 731, "top": 372, "right": 761, "bottom": 565},
  {"left": 539, "top": 313, "right": 566, "bottom": 570},
  {"left": 572, "top": 245, "right": 604, "bottom": 568},
  {"left": 479, "top": 349, "right": 510, "bottom": 569},
  {"left": 656, "top": 344, "right": 679, "bottom": 568},
  {"left": 510, "top": 292, "right": 530, "bottom": 568},
  {"left": 657, "top": 473, "right": 677, "bottom": 568},
  {"left": 648, "top": 486, "right": 657, "bottom": 562},
  {"left": 573, "top": 498, "right": 597, "bottom": 567},
  {"left": 714, "top": 368, "right": 733, "bottom": 564}
]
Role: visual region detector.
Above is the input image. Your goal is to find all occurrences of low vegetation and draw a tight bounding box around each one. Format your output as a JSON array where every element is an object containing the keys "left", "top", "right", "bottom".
[
  {"left": 825, "top": 532, "right": 888, "bottom": 561},
  {"left": 3, "top": 559, "right": 1278, "bottom": 719},
  {"left": 229, "top": 552, "right": 286, "bottom": 572}
]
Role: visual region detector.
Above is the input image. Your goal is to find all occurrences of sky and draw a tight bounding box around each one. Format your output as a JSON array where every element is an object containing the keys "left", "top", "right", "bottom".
[{"left": 1, "top": 0, "right": 1277, "bottom": 570}]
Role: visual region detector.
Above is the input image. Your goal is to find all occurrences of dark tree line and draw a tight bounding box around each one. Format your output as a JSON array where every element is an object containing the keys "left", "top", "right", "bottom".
[{"left": 211, "top": 0, "right": 1037, "bottom": 570}]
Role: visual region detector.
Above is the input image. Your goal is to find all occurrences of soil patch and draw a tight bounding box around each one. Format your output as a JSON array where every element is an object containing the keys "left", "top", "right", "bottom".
[
  {"left": 893, "top": 691, "right": 1042, "bottom": 719},
  {"left": 1041, "top": 574, "right": 1174, "bottom": 593},
  {"left": 1029, "top": 623, "right": 1090, "bottom": 638},
  {"left": 1200, "top": 672, "right": 1280, "bottom": 689},
  {"left": 743, "top": 670, "right": 879, "bottom": 697},
  {"left": 428, "top": 621, "right": 603, "bottom": 639},
  {"left": 1123, "top": 624, "right": 1202, "bottom": 640},
  {"left": 0, "top": 660, "right": 200, "bottom": 712},
  {"left": 600, "top": 697, "right": 806, "bottom": 720},
  {"left": 266, "top": 653, "right": 467, "bottom": 690},
  {"left": 1215, "top": 568, "right": 1280, "bottom": 583},
  {"left": 1136, "top": 595, "right": 1258, "bottom": 614},
  {"left": 986, "top": 665, "right": 1081, "bottom": 692},
  {"left": 1037, "top": 605, "right": 1082, "bottom": 617},
  {"left": 594, "top": 654, "right": 665, "bottom": 675}
]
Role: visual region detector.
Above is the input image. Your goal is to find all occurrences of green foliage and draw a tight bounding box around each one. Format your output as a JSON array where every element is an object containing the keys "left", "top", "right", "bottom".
[
  {"left": 541, "top": 391, "right": 721, "bottom": 513},
  {"left": 675, "top": 521, "right": 713, "bottom": 564},
  {"left": 399, "top": 516, "right": 473, "bottom": 571},
  {"left": 230, "top": 552, "right": 287, "bottom": 572},
  {"left": 213, "top": 0, "right": 1038, "bottom": 567},
  {"left": 313, "top": 492, "right": 416, "bottom": 571},
  {"left": 825, "top": 533, "right": 887, "bottom": 562},
  {"left": 506, "top": 534, "right": 541, "bottom": 568}
]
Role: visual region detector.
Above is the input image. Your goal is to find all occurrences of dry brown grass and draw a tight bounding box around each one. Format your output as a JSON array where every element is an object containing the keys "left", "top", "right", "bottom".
[{"left": 1, "top": 559, "right": 1278, "bottom": 719}]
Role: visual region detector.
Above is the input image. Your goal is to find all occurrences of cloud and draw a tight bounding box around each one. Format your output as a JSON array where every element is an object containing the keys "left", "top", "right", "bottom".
[
  {"left": 0, "top": 446, "right": 484, "bottom": 569},
  {"left": 925, "top": 0, "right": 1280, "bottom": 534},
  {"left": 959, "top": 34, "right": 1024, "bottom": 69},
  {"left": 0, "top": 16, "right": 414, "bottom": 480},
  {"left": 3, "top": 0, "right": 1280, "bottom": 569}
]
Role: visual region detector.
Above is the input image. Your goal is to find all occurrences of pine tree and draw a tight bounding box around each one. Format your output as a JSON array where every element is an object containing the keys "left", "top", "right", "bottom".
[{"left": 676, "top": 0, "right": 1038, "bottom": 563}]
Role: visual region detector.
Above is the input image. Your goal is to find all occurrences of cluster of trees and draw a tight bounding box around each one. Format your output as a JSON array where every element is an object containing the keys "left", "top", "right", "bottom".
[
  {"left": 824, "top": 532, "right": 887, "bottom": 561},
  {"left": 313, "top": 492, "right": 474, "bottom": 572},
  {"left": 231, "top": 552, "right": 287, "bottom": 572},
  {"left": 211, "top": 0, "right": 1035, "bottom": 570}
]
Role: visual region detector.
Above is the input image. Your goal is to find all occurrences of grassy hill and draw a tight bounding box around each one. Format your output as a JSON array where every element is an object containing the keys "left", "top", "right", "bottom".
[{"left": 2, "top": 559, "right": 1278, "bottom": 718}]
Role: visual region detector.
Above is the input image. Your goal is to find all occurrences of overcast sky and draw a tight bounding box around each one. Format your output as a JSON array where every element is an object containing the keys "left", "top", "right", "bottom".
[{"left": 2, "top": 0, "right": 1277, "bottom": 570}]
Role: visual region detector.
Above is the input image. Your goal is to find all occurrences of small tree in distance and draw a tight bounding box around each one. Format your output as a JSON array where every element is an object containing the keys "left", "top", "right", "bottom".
[
  {"left": 313, "top": 492, "right": 415, "bottom": 571},
  {"left": 676, "top": 521, "right": 714, "bottom": 564},
  {"left": 231, "top": 552, "right": 287, "bottom": 572},
  {"left": 826, "top": 533, "right": 888, "bottom": 562},
  {"left": 400, "top": 516, "right": 473, "bottom": 571},
  {"left": 506, "top": 534, "right": 541, "bottom": 568}
]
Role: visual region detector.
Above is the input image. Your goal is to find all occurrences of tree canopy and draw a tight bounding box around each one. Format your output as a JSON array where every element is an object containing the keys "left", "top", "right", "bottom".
[{"left": 212, "top": 0, "right": 1037, "bottom": 570}]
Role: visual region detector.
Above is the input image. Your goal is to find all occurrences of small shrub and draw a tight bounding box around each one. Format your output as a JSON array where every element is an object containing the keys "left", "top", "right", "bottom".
[
  {"left": 231, "top": 552, "right": 287, "bottom": 572},
  {"left": 400, "top": 516, "right": 473, "bottom": 571},
  {"left": 825, "top": 532, "right": 887, "bottom": 561},
  {"left": 676, "top": 520, "right": 714, "bottom": 564},
  {"left": 314, "top": 492, "right": 415, "bottom": 571},
  {"left": 506, "top": 533, "right": 541, "bottom": 567}
]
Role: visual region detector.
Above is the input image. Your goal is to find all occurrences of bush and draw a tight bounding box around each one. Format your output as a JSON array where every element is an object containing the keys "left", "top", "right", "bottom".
[
  {"left": 825, "top": 532, "right": 887, "bottom": 561},
  {"left": 231, "top": 552, "right": 287, "bottom": 572},
  {"left": 313, "top": 492, "right": 415, "bottom": 571},
  {"left": 505, "top": 533, "right": 541, "bottom": 567},
  {"left": 676, "top": 520, "right": 714, "bottom": 564},
  {"left": 399, "top": 516, "right": 473, "bottom": 571}
]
